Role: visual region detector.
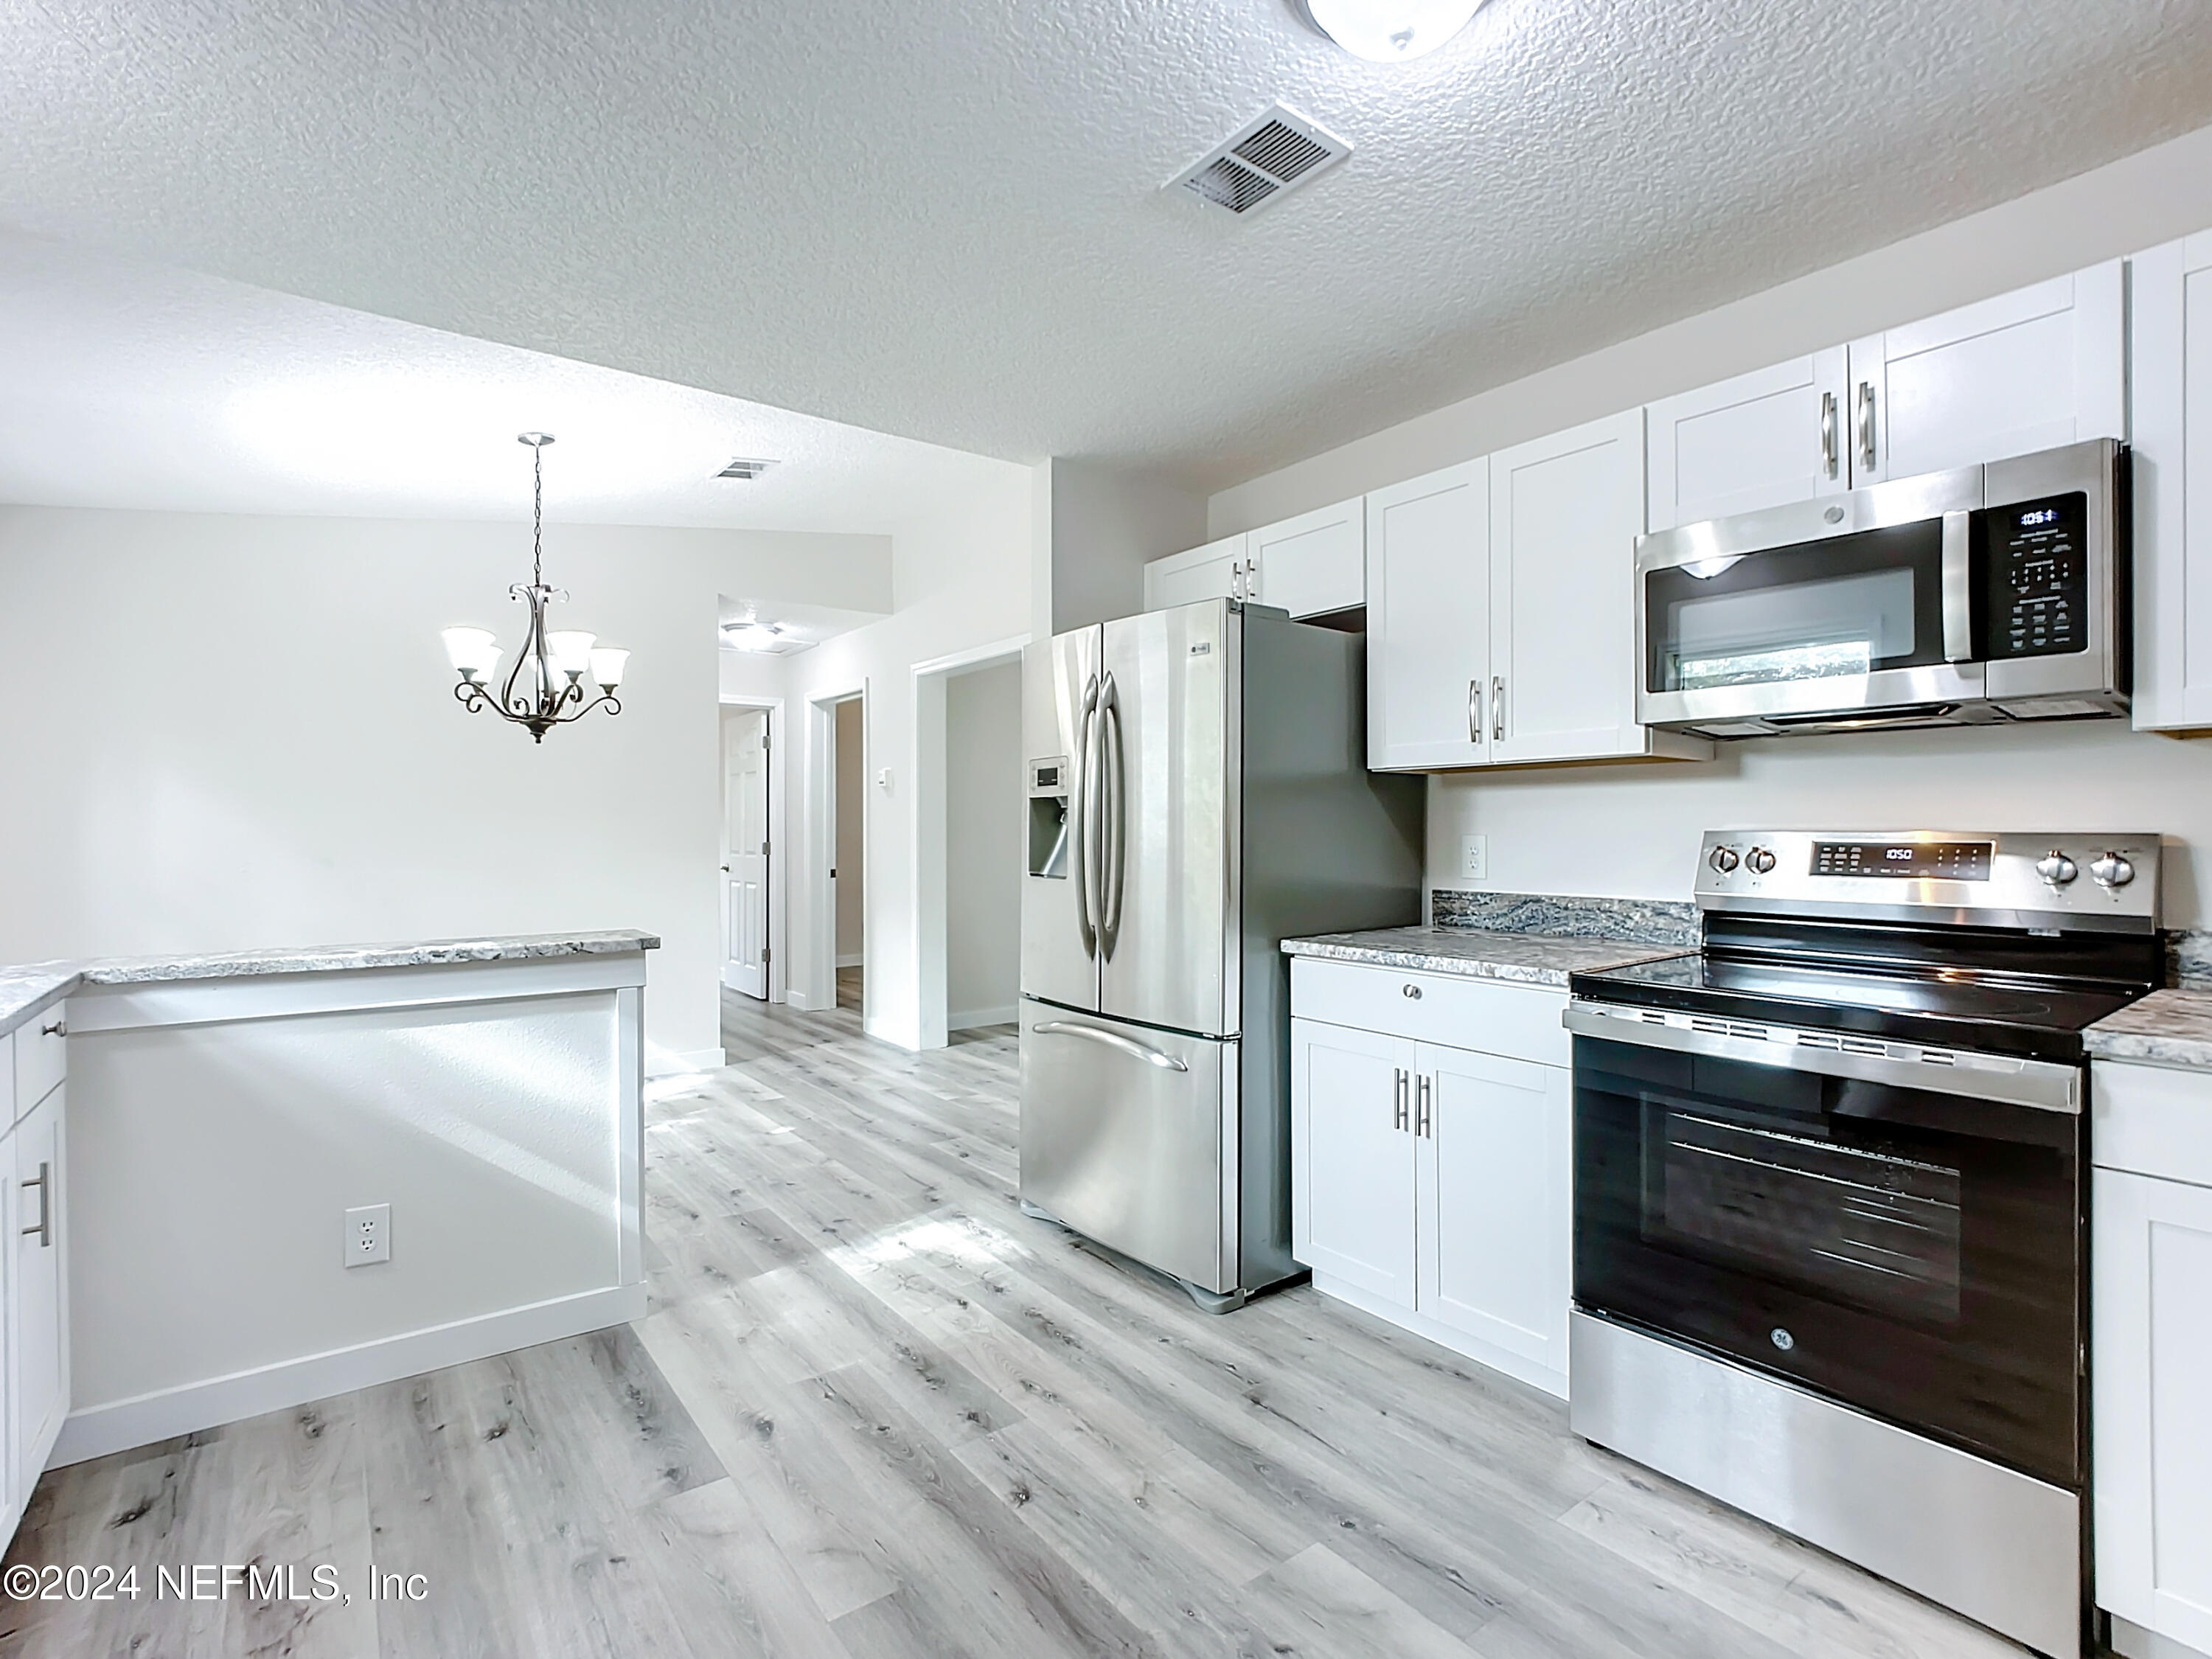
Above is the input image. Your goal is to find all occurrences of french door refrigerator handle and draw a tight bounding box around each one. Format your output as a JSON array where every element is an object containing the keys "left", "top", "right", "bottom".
[
  {"left": 1074, "top": 673, "right": 1100, "bottom": 959},
  {"left": 1032, "top": 1020, "right": 1189, "bottom": 1072},
  {"left": 1099, "top": 675, "right": 1127, "bottom": 953}
]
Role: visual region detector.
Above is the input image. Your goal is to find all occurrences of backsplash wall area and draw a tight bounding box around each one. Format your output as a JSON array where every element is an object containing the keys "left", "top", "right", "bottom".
[{"left": 1423, "top": 720, "right": 2212, "bottom": 982}]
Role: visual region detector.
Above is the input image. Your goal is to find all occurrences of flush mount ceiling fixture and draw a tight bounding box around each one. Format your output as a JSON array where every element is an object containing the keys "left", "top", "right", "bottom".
[
  {"left": 720, "top": 617, "right": 802, "bottom": 654},
  {"left": 440, "top": 433, "right": 630, "bottom": 743},
  {"left": 1299, "top": 0, "right": 1486, "bottom": 61}
]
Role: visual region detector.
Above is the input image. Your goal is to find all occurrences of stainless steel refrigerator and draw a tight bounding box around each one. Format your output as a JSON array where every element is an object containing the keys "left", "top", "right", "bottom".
[{"left": 1019, "top": 598, "right": 1423, "bottom": 1310}]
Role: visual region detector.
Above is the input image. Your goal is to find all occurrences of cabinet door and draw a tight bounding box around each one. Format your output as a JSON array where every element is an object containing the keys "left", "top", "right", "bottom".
[
  {"left": 1250, "top": 497, "right": 1364, "bottom": 619},
  {"left": 2131, "top": 230, "right": 2212, "bottom": 732},
  {"left": 1290, "top": 1019, "right": 1417, "bottom": 1307},
  {"left": 2094, "top": 1166, "right": 2212, "bottom": 1654},
  {"left": 1646, "top": 349, "right": 1849, "bottom": 530},
  {"left": 1488, "top": 408, "right": 1647, "bottom": 764},
  {"left": 7, "top": 1086, "right": 65, "bottom": 1513},
  {"left": 1365, "top": 460, "right": 1490, "bottom": 771},
  {"left": 1144, "top": 534, "right": 1248, "bottom": 611},
  {"left": 1848, "top": 260, "right": 2124, "bottom": 486},
  {"left": 1415, "top": 1043, "right": 1570, "bottom": 1384}
]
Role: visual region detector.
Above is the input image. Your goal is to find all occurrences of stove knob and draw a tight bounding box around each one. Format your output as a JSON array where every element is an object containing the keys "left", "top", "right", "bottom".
[
  {"left": 2090, "top": 852, "right": 2135, "bottom": 889},
  {"left": 1746, "top": 847, "right": 1777, "bottom": 874},
  {"left": 1708, "top": 846, "right": 1739, "bottom": 874},
  {"left": 2036, "top": 851, "right": 2079, "bottom": 887}
]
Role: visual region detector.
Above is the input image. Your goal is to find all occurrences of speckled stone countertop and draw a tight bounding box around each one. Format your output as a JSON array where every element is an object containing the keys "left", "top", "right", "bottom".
[
  {"left": 0, "top": 931, "right": 660, "bottom": 1040},
  {"left": 1283, "top": 926, "right": 1683, "bottom": 989},
  {"left": 2086, "top": 990, "right": 2212, "bottom": 1072}
]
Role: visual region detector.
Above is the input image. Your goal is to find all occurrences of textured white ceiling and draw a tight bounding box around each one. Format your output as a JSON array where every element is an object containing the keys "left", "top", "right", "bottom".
[
  {"left": 0, "top": 228, "right": 1020, "bottom": 532},
  {"left": 4, "top": 1, "right": 2211, "bottom": 493}
]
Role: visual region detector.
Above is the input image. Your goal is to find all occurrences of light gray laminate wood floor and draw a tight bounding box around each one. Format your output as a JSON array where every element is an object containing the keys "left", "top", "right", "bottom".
[{"left": 0, "top": 989, "right": 2031, "bottom": 1658}]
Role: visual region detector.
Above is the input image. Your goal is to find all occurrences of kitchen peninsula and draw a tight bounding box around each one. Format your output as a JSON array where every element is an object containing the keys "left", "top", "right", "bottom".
[{"left": 0, "top": 929, "right": 654, "bottom": 1526}]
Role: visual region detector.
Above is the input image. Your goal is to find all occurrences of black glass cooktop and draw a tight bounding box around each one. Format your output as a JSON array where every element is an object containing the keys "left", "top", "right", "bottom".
[{"left": 1569, "top": 950, "right": 2152, "bottom": 1062}]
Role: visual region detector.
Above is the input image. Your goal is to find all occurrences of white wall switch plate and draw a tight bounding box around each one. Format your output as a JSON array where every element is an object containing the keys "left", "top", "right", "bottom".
[
  {"left": 1461, "top": 835, "right": 1489, "bottom": 880},
  {"left": 345, "top": 1203, "right": 390, "bottom": 1267}
]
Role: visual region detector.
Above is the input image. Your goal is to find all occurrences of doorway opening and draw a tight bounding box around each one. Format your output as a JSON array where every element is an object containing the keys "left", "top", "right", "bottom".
[
  {"left": 831, "top": 692, "right": 865, "bottom": 1015},
  {"left": 720, "top": 704, "right": 773, "bottom": 1000},
  {"left": 914, "top": 633, "right": 1029, "bottom": 1050}
]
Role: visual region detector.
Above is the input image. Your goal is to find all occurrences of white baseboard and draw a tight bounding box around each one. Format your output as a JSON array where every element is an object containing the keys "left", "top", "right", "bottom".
[
  {"left": 647, "top": 1046, "right": 726, "bottom": 1077},
  {"left": 836, "top": 953, "right": 863, "bottom": 969},
  {"left": 948, "top": 1004, "right": 1018, "bottom": 1030},
  {"left": 55, "top": 1283, "right": 647, "bottom": 1467},
  {"left": 1310, "top": 1272, "right": 1568, "bottom": 1402}
]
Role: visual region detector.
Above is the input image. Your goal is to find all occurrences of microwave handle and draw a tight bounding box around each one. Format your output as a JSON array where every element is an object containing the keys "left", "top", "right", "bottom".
[{"left": 1941, "top": 509, "right": 1973, "bottom": 662}]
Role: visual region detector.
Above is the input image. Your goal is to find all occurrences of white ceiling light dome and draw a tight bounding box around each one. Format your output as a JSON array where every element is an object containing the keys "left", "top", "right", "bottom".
[{"left": 1301, "top": 0, "right": 1486, "bottom": 61}]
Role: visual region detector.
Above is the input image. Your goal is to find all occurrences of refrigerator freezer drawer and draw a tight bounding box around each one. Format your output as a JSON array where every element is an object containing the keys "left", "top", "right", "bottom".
[{"left": 1020, "top": 1001, "right": 1237, "bottom": 1293}]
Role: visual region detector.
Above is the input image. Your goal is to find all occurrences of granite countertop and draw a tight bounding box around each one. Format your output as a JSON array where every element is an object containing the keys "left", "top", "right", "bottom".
[
  {"left": 1282, "top": 925, "right": 1683, "bottom": 989},
  {"left": 0, "top": 930, "right": 661, "bottom": 1040},
  {"left": 2085, "top": 989, "right": 2212, "bottom": 1072}
]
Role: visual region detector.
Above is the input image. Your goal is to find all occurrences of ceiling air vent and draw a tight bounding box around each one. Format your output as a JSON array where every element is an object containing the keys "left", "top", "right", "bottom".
[
  {"left": 1168, "top": 104, "right": 1350, "bottom": 217},
  {"left": 715, "top": 458, "right": 776, "bottom": 480}
]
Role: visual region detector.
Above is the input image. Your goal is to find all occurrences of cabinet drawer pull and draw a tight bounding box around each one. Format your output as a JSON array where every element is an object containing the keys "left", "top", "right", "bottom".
[
  {"left": 40, "top": 1020, "right": 64, "bottom": 1038},
  {"left": 1401, "top": 983, "right": 1422, "bottom": 999},
  {"left": 20, "top": 1161, "right": 52, "bottom": 1248}
]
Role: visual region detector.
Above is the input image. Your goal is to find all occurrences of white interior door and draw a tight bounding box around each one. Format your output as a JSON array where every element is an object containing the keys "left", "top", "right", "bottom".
[{"left": 723, "top": 707, "right": 771, "bottom": 999}]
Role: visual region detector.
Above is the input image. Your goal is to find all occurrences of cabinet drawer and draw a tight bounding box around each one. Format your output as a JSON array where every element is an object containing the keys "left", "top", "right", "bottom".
[
  {"left": 11, "top": 1006, "right": 65, "bottom": 1121},
  {"left": 1291, "top": 957, "right": 1568, "bottom": 1068},
  {"left": 2093, "top": 1060, "right": 2212, "bottom": 1189}
]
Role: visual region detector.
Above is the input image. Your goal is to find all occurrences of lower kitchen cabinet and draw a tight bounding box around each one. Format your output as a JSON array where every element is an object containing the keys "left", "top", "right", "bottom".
[
  {"left": 2093, "top": 1058, "right": 2212, "bottom": 1659},
  {"left": 1, "top": 1026, "right": 70, "bottom": 1548},
  {"left": 1289, "top": 959, "right": 1571, "bottom": 1399}
]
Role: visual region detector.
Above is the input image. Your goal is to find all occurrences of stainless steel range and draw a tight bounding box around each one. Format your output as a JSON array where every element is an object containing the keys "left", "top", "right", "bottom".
[{"left": 1565, "top": 830, "right": 2163, "bottom": 1659}]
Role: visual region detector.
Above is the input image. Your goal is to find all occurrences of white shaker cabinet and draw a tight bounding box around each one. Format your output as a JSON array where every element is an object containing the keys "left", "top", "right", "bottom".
[
  {"left": 1847, "top": 260, "right": 2124, "bottom": 487},
  {"left": 7, "top": 1086, "right": 67, "bottom": 1519},
  {"left": 2130, "top": 230, "right": 2212, "bottom": 733},
  {"left": 1289, "top": 958, "right": 1571, "bottom": 1398},
  {"left": 1366, "top": 460, "right": 1492, "bottom": 770},
  {"left": 1141, "top": 532, "right": 1250, "bottom": 611},
  {"left": 2093, "top": 1057, "right": 2212, "bottom": 1659},
  {"left": 1646, "top": 349, "right": 1851, "bottom": 531},
  {"left": 1248, "top": 496, "right": 1365, "bottom": 619}
]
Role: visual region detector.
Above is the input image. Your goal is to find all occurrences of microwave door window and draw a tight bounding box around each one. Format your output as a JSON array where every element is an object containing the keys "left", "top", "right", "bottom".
[{"left": 1647, "top": 520, "right": 1948, "bottom": 693}]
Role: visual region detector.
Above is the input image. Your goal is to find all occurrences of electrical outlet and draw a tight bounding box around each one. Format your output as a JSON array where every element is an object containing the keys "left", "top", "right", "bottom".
[
  {"left": 1461, "top": 835, "right": 1489, "bottom": 880},
  {"left": 345, "top": 1203, "right": 390, "bottom": 1267}
]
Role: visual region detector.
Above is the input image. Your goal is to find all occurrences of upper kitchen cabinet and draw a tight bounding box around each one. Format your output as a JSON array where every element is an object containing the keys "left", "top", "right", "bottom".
[
  {"left": 1646, "top": 348, "right": 1851, "bottom": 530},
  {"left": 1487, "top": 411, "right": 1709, "bottom": 766},
  {"left": 1142, "top": 532, "right": 1250, "bottom": 611},
  {"left": 1848, "top": 260, "right": 2124, "bottom": 485},
  {"left": 2131, "top": 229, "right": 2212, "bottom": 733},
  {"left": 1248, "top": 496, "right": 1365, "bottom": 619},
  {"left": 1366, "top": 459, "right": 1491, "bottom": 770}
]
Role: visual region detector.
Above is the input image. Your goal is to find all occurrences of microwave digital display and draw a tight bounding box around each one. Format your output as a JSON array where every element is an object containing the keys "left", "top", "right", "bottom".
[
  {"left": 1986, "top": 492, "right": 2088, "bottom": 660},
  {"left": 1810, "top": 841, "right": 1994, "bottom": 880}
]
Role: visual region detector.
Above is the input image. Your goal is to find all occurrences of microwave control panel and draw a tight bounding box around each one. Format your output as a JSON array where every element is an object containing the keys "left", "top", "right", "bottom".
[{"left": 1986, "top": 492, "right": 2087, "bottom": 659}]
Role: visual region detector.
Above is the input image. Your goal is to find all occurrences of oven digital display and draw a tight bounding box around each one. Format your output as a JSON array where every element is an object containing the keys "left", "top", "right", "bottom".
[{"left": 1810, "top": 841, "right": 1993, "bottom": 880}]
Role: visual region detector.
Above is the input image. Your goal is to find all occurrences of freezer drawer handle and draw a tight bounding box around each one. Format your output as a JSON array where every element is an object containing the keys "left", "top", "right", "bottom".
[{"left": 1032, "top": 1020, "right": 1189, "bottom": 1072}]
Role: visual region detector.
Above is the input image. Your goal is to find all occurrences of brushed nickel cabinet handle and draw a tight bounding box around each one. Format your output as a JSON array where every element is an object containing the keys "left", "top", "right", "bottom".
[
  {"left": 20, "top": 1161, "right": 52, "bottom": 1247},
  {"left": 1393, "top": 1067, "right": 1409, "bottom": 1131},
  {"left": 40, "top": 1020, "right": 64, "bottom": 1037},
  {"left": 1492, "top": 676, "right": 1506, "bottom": 743},
  {"left": 1856, "top": 380, "right": 1877, "bottom": 473},
  {"left": 1401, "top": 983, "right": 1422, "bottom": 999},
  {"left": 1414, "top": 1075, "right": 1434, "bottom": 1138},
  {"left": 1820, "top": 389, "right": 1838, "bottom": 479},
  {"left": 1467, "top": 679, "right": 1483, "bottom": 744}
]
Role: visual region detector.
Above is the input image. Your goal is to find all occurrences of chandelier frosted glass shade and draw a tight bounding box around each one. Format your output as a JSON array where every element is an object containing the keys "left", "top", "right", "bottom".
[
  {"left": 442, "top": 434, "right": 628, "bottom": 742},
  {"left": 1302, "top": 0, "right": 1484, "bottom": 60}
]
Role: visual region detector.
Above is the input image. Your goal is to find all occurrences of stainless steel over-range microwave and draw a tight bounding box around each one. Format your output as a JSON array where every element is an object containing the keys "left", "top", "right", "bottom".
[{"left": 1634, "top": 439, "right": 2127, "bottom": 738}]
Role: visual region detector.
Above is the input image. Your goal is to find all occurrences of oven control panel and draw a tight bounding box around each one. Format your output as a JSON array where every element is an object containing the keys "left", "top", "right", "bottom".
[
  {"left": 1985, "top": 492, "right": 2089, "bottom": 659},
  {"left": 1698, "top": 830, "right": 2162, "bottom": 931}
]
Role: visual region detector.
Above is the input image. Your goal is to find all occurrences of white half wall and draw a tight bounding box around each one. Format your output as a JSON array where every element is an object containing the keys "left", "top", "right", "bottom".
[
  {"left": 1206, "top": 123, "right": 2212, "bottom": 923},
  {"left": 945, "top": 660, "right": 1022, "bottom": 1029},
  {"left": 0, "top": 507, "right": 888, "bottom": 1062}
]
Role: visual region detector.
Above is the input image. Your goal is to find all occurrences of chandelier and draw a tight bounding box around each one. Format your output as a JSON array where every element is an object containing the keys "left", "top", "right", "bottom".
[{"left": 440, "top": 433, "right": 629, "bottom": 743}]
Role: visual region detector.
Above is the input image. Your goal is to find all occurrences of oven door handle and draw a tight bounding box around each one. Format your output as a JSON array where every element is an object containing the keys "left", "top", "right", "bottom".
[
  {"left": 1941, "top": 509, "right": 1974, "bottom": 663},
  {"left": 1562, "top": 1001, "right": 2081, "bottom": 1114}
]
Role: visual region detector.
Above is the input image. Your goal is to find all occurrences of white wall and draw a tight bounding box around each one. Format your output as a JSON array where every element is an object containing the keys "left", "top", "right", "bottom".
[
  {"left": 777, "top": 465, "right": 1036, "bottom": 1046},
  {"left": 0, "top": 506, "right": 889, "bottom": 1064},
  {"left": 834, "top": 695, "right": 865, "bottom": 965},
  {"left": 944, "top": 660, "right": 1021, "bottom": 1028},
  {"left": 1206, "top": 123, "right": 2212, "bottom": 925},
  {"left": 1046, "top": 458, "right": 1208, "bottom": 634}
]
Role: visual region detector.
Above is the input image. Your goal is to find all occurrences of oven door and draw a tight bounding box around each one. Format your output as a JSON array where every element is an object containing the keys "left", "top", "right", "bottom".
[
  {"left": 1568, "top": 1007, "right": 2084, "bottom": 1488},
  {"left": 1635, "top": 463, "right": 1982, "bottom": 731}
]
